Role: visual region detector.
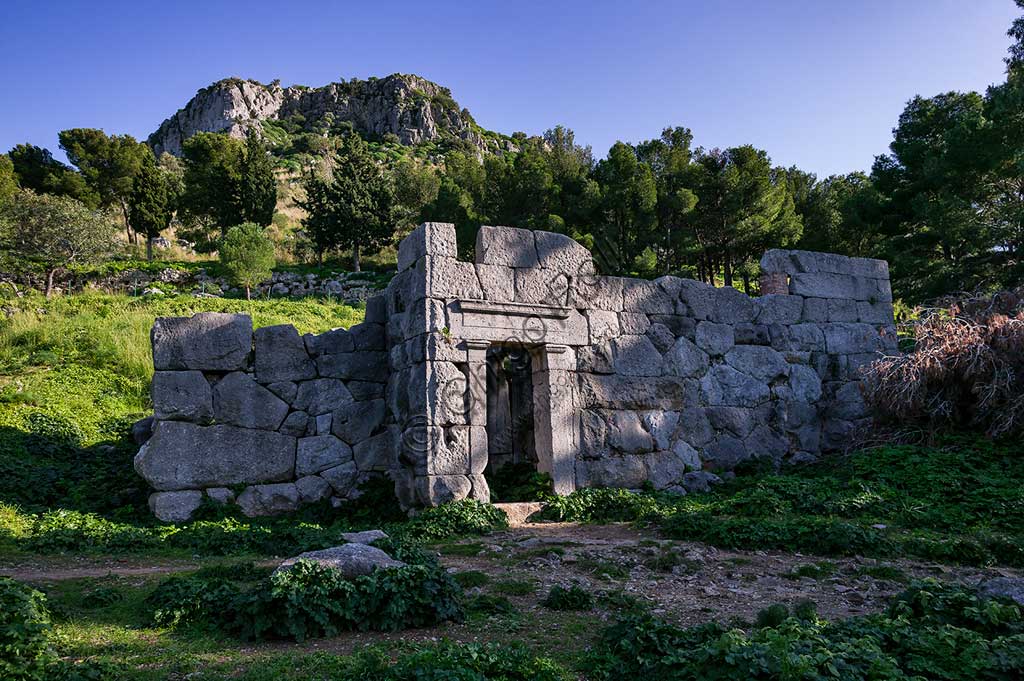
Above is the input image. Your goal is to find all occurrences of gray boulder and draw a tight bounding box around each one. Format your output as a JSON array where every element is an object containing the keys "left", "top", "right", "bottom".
[
  {"left": 277, "top": 544, "right": 406, "bottom": 578},
  {"left": 236, "top": 482, "right": 301, "bottom": 517},
  {"left": 212, "top": 372, "right": 290, "bottom": 430},
  {"left": 132, "top": 416, "right": 154, "bottom": 445},
  {"left": 149, "top": 490, "right": 203, "bottom": 522},
  {"left": 681, "top": 470, "right": 723, "bottom": 494},
  {"left": 611, "top": 335, "right": 664, "bottom": 377},
  {"left": 254, "top": 324, "right": 316, "bottom": 383},
  {"left": 320, "top": 461, "right": 360, "bottom": 496},
  {"left": 134, "top": 421, "right": 296, "bottom": 491},
  {"left": 663, "top": 337, "right": 709, "bottom": 378},
  {"left": 342, "top": 529, "right": 389, "bottom": 544},
  {"left": 295, "top": 475, "right": 333, "bottom": 503},
  {"left": 296, "top": 435, "right": 352, "bottom": 476},
  {"left": 294, "top": 378, "right": 353, "bottom": 416},
  {"left": 152, "top": 371, "right": 213, "bottom": 422},
  {"left": 977, "top": 577, "right": 1024, "bottom": 606},
  {"left": 331, "top": 399, "right": 386, "bottom": 444},
  {"left": 475, "top": 225, "right": 537, "bottom": 267},
  {"left": 152, "top": 312, "right": 252, "bottom": 371}
]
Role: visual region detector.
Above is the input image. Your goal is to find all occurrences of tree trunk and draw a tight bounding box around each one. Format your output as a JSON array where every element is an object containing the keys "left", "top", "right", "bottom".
[
  {"left": 146, "top": 237, "right": 153, "bottom": 261},
  {"left": 352, "top": 243, "right": 361, "bottom": 273},
  {"left": 742, "top": 272, "right": 750, "bottom": 295},
  {"left": 245, "top": 285, "right": 252, "bottom": 301},
  {"left": 45, "top": 269, "right": 56, "bottom": 297},
  {"left": 120, "top": 198, "right": 134, "bottom": 244},
  {"left": 724, "top": 253, "right": 733, "bottom": 288}
]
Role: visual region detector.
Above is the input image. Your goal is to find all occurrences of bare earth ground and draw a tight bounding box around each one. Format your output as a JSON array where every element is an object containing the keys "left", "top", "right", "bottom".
[{"left": 3, "top": 521, "right": 1018, "bottom": 661}]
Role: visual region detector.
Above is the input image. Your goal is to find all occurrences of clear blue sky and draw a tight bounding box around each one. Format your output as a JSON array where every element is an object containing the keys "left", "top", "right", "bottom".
[{"left": 0, "top": 0, "right": 1017, "bottom": 177}]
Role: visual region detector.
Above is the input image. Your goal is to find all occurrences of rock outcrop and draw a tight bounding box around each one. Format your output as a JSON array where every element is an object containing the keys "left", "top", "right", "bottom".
[{"left": 148, "top": 73, "right": 511, "bottom": 157}]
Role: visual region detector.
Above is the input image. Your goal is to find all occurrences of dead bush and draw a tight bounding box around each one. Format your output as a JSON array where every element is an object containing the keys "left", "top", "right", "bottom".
[{"left": 862, "top": 286, "right": 1024, "bottom": 438}]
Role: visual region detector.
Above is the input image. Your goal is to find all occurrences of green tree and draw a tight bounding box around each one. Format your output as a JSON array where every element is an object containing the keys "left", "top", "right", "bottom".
[
  {"left": 238, "top": 129, "right": 277, "bottom": 225},
  {"left": 219, "top": 222, "right": 275, "bottom": 300},
  {"left": 58, "top": 129, "right": 150, "bottom": 243},
  {"left": 7, "top": 144, "right": 96, "bottom": 206},
  {"left": 637, "top": 127, "right": 699, "bottom": 274},
  {"left": 0, "top": 154, "right": 17, "bottom": 208},
  {"left": 130, "top": 154, "right": 177, "bottom": 260},
  {"left": 392, "top": 158, "right": 440, "bottom": 231},
  {"left": 0, "top": 190, "right": 116, "bottom": 296},
  {"left": 179, "top": 132, "right": 246, "bottom": 238},
  {"left": 593, "top": 142, "right": 657, "bottom": 275},
  {"left": 299, "top": 133, "right": 396, "bottom": 270}
]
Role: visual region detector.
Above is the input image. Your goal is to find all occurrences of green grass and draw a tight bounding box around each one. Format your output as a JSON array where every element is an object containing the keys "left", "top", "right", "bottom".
[{"left": 543, "top": 436, "right": 1024, "bottom": 567}]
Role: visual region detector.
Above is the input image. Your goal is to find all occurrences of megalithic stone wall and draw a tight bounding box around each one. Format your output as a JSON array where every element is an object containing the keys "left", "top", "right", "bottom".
[
  {"left": 134, "top": 309, "right": 393, "bottom": 521},
  {"left": 135, "top": 223, "right": 898, "bottom": 520}
]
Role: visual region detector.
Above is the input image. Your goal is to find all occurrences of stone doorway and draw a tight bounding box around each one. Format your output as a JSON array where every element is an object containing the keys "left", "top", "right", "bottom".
[{"left": 484, "top": 345, "right": 537, "bottom": 485}]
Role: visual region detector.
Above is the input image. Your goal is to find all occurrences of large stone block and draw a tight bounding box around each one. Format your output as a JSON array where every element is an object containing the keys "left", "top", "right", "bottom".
[
  {"left": 416, "top": 256, "right": 485, "bottom": 300},
  {"left": 152, "top": 371, "right": 213, "bottom": 423},
  {"left": 134, "top": 421, "right": 296, "bottom": 491},
  {"left": 571, "top": 273, "right": 624, "bottom": 311},
  {"left": 353, "top": 426, "right": 398, "bottom": 472},
  {"left": 320, "top": 461, "right": 359, "bottom": 496},
  {"left": 663, "top": 336, "right": 709, "bottom": 378},
  {"left": 857, "top": 300, "right": 895, "bottom": 324},
  {"left": 475, "top": 263, "right": 515, "bottom": 301},
  {"left": 754, "top": 295, "right": 804, "bottom": 325},
  {"left": 641, "top": 410, "right": 680, "bottom": 450},
  {"left": 331, "top": 399, "right": 386, "bottom": 444},
  {"left": 304, "top": 327, "right": 354, "bottom": 357},
  {"left": 152, "top": 312, "right": 252, "bottom": 371},
  {"left": 822, "top": 323, "right": 888, "bottom": 354},
  {"left": 586, "top": 309, "right": 620, "bottom": 341},
  {"left": 577, "top": 342, "right": 614, "bottom": 374},
  {"left": 535, "top": 231, "right": 592, "bottom": 274},
  {"left": 397, "top": 222, "right": 457, "bottom": 272},
  {"left": 476, "top": 225, "right": 538, "bottom": 267},
  {"left": 294, "top": 378, "right": 353, "bottom": 416},
  {"left": 515, "top": 267, "right": 571, "bottom": 306},
  {"left": 646, "top": 323, "right": 675, "bottom": 353},
  {"left": 703, "top": 434, "right": 750, "bottom": 470},
  {"left": 787, "top": 364, "right": 823, "bottom": 403},
  {"left": 789, "top": 272, "right": 860, "bottom": 300},
  {"left": 676, "top": 280, "right": 716, "bottom": 320},
  {"left": 724, "top": 346, "right": 790, "bottom": 383},
  {"left": 694, "top": 321, "right": 734, "bottom": 356},
  {"left": 296, "top": 475, "right": 333, "bottom": 503},
  {"left": 416, "top": 474, "right": 472, "bottom": 505},
  {"left": 296, "top": 435, "right": 352, "bottom": 476},
  {"left": 254, "top": 324, "right": 316, "bottom": 383},
  {"left": 712, "top": 286, "right": 755, "bottom": 324},
  {"left": 619, "top": 312, "right": 651, "bottom": 335},
  {"left": 578, "top": 374, "right": 694, "bottom": 411},
  {"left": 826, "top": 299, "right": 859, "bottom": 322},
  {"left": 610, "top": 335, "right": 664, "bottom": 377},
  {"left": 237, "top": 483, "right": 300, "bottom": 517},
  {"left": 401, "top": 298, "right": 448, "bottom": 339},
  {"left": 700, "top": 365, "right": 771, "bottom": 407},
  {"left": 622, "top": 278, "right": 675, "bottom": 314},
  {"left": 316, "top": 351, "right": 388, "bottom": 381},
  {"left": 575, "top": 455, "right": 647, "bottom": 489},
  {"left": 212, "top": 372, "right": 289, "bottom": 430},
  {"left": 149, "top": 490, "right": 203, "bottom": 523},
  {"left": 350, "top": 323, "right": 386, "bottom": 351},
  {"left": 605, "top": 410, "right": 653, "bottom": 454}
]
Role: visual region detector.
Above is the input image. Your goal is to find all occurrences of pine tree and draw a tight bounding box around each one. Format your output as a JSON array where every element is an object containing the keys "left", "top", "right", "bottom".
[{"left": 239, "top": 129, "right": 277, "bottom": 226}]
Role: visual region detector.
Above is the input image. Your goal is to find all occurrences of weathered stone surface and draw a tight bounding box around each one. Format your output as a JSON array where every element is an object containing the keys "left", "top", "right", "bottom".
[
  {"left": 280, "top": 411, "right": 309, "bottom": 437},
  {"left": 475, "top": 263, "right": 515, "bottom": 301},
  {"left": 713, "top": 286, "right": 755, "bottom": 324},
  {"left": 788, "top": 364, "right": 823, "bottom": 403},
  {"left": 342, "top": 529, "right": 389, "bottom": 544},
  {"left": 296, "top": 475, "right": 333, "bottom": 503},
  {"left": 206, "top": 487, "right": 234, "bottom": 505},
  {"left": 297, "top": 435, "right": 352, "bottom": 476},
  {"left": 649, "top": 314, "right": 696, "bottom": 339},
  {"left": 577, "top": 343, "right": 614, "bottom": 374},
  {"left": 398, "top": 222, "right": 457, "bottom": 271},
  {"left": 316, "top": 351, "right": 388, "bottom": 382},
  {"left": 331, "top": 399, "right": 386, "bottom": 444},
  {"left": 676, "top": 280, "right": 716, "bottom": 320},
  {"left": 266, "top": 381, "right": 298, "bottom": 404},
  {"left": 514, "top": 267, "right": 570, "bottom": 306},
  {"left": 576, "top": 455, "right": 647, "bottom": 489},
  {"left": 725, "top": 346, "right": 789, "bottom": 383},
  {"left": 149, "top": 490, "right": 203, "bottom": 522},
  {"left": 254, "top": 324, "right": 316, "bottom": 383},
  {"left": 647, "top": 447, "right": 693, "bottom": 489},
  {"left": 646, "top": 323, "right": 675, "bottom": 354},
  {"left": 623, "top": 278, "right": 674, "bottom": 314},
  {"left": 694, "top": 321, "right": 734, "bottom": 356},
  {"left": 278, "top": 544, "right": 406, "bottom": 578},
  {"left": 417, "top": 256, "right": 485, "bottom": 300},
  {"left": 707, "top": 406, "right": 758, "bottom": 438},
  {"left": 416, "top": 474, "right": 472, "bottom": 505},
  {"left": 857, "top": 300, "right": 895, "bottom": 324},
  {"left": 578, "top": 374, "right": 693, "bottom": 410},
  {"left": 350, "top": 323, "right": 386, "bottom": 351},
  {"left": 353, "top": 427, "right": 398, "bottom": 472},
  {"left": 586, "top": 310, "right": 620, "bottom": 342},
  {"left": 535, "top": 230, "right": 592, "bottom": 274},
  {"left": 755, "top": 295, "right": 804, "bottom": 325},
  {"left": 606, "top": 410, "right": 652, "bottom": 454},
  {"left": 677, "top": 407, "right": 714, "bottom": 448},
  {"left": 681, "top": 470, "right": 723, "bottom": 494},
  {"left": 704, "top": 435, "right": 749, "bottom": 469},
  {"left": 619, "top": 312, "right": 651, "bottom": 335},
  {"left": 152, "top": 371, "right": 213, "bottom": 423},
  {"left": 135, "top": 422, "right": 295, "bottom": 491},
  {"left": 236, "top": 482, "right": 300, "bottom": 516},
  {"left": 977, "top": 577, "right": 1024, "bottom": 606},
  {"left": 320, "top": 461, "right": 359, "bottom": 496},
  {"left": 701, "top": 365, "right": 771, "bottom": 407},
  {"left": 212, "top": 372, "right": 289, "bottom": 430},
  {"left": 664, "top": 337, "right": 709, "bottom": 378},
  {"left": 476, "top": 225, "right": 537, "bottom": 267},
  {"left": 611, "top": 335, "right": 663, "bottom": 377},
  {"left": 152, "top": 312, "right": 252, "bottom": 371},
  {"left": 572, "top": 273, "right": 624, "bottom": 311},
  {"left": 347, "top": 380, "right": 385, "bottom": 401},
  {"left": 826, "top": 299, "right": 859, "bottom": 322},
  {"left": 822, "top": 323, "right": 887, "bottom": 354},
  {"left": 304, "top": 328, "right": 354, "bottom": 357},
  {"left": 802, "top": 297, "right": 828, "bottom": 322},
  {"left": 294, "top": 378, "right": 353, "bottom": 415},
  {"left": 132, "top": 416, "right": 154, "bottom": 445},
  {"left": 642, "top": 411, "right": 680, "bottom": 450}
]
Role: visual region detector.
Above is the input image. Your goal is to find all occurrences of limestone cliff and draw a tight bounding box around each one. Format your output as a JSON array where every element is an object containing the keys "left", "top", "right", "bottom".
[{"left": 148, "top": 73, "right": 510, "bottom": 156}]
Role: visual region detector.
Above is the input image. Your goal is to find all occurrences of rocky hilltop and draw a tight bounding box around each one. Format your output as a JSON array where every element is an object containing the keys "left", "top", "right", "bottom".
[{"left": 148, "top": 73, "right": 510, "bottom": 156}]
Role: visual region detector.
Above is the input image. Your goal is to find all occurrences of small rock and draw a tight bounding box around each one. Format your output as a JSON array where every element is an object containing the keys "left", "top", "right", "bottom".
[
  {"left": 341, "top": 529, "right": 389, "bottom": 545},
  {"left": 276, "top": 544, "right": 406, "bottom": 579}
]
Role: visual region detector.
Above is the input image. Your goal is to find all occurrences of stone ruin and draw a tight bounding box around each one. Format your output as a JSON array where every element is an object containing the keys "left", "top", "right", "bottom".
[{"left": 134, "top": 223, "right": 898, "bottom": 521}]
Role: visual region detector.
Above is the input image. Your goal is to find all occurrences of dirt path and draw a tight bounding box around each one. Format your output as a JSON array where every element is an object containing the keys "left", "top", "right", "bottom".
[{"left": 0, "top": 556, "right": 280, "bottom": 582}]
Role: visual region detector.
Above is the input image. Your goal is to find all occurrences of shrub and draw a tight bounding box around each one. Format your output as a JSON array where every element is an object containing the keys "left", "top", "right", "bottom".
[
  {"left": 542, "top": 582, "right": 593, "bottom": 611},
  {"left": 863, "top": 287, "right": 1024, "bottom": 437},
  {"left": 146, "top": 558, "right": 464, "bottom": 641},
  {"left": 586, "top": 581, "right": 1024, "bottom": 680},
  {"left": 539, "top": 487, "right": 669, "bottom": 523},
  {"left": 487, "top": 462, "right": 554, "bottom": 502},
  {"left": 405, "top": 500, "right": 509, "bottom": 540},
  {"left": 0, "top": 577, "right": 54, "bottom": 681}
]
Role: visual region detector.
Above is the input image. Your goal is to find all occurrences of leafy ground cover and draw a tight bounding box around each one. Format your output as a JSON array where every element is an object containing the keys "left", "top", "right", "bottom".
[{"left": 542, "top": 436, "right": 1024, "bottom": 567}]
